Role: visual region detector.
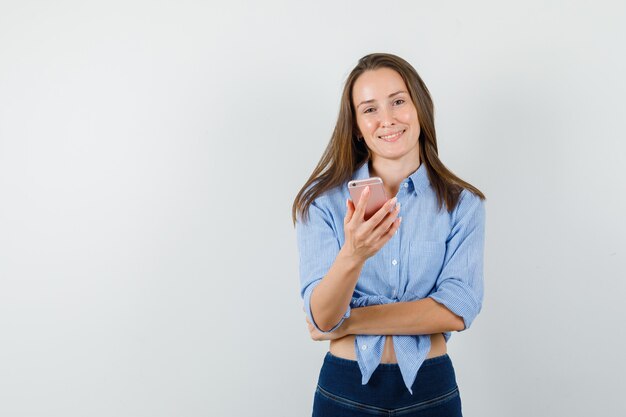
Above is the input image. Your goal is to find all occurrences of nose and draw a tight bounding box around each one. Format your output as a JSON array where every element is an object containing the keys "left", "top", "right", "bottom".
[{"left": 379, "top": 106, "right": 395, "bottom": 127}]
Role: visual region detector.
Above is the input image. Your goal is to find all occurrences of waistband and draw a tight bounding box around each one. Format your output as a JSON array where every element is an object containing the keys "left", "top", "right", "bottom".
[
  {"left": 324, "top": 351, "right": 452, "bottom": 371},
  {"left": 317, "top": 351, "right": 458, "bottom": 409}
]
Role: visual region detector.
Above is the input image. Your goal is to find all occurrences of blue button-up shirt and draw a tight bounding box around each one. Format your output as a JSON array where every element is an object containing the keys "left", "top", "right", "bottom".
[{"left": 295, "top": 160, "right": 486, "bottom": 394}]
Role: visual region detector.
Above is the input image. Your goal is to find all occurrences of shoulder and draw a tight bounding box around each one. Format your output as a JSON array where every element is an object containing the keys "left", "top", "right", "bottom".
[
  {"left": 297, "top": 182, "right": 347, "bottom": 225},
  {"left": 452, "top": 188, "right": 485, "bottom": 224},
  {"left": 309, "top": 177, "right": 348, "bottom": 208}
]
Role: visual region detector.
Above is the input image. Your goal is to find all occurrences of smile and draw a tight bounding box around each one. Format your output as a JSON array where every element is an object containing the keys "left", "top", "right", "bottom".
[{"left": 378, "top": 130, "right": 405, "bottom": 142}]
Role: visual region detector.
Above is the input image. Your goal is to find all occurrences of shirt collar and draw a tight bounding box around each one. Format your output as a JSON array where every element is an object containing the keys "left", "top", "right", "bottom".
[{"left": 352, "top": 159, "right": 430, "bottom": 196}]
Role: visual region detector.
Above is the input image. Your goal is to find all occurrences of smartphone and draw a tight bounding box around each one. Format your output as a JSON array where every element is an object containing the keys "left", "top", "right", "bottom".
[{"left": 348, "top": 177, "right": 389, "bottom": 220}]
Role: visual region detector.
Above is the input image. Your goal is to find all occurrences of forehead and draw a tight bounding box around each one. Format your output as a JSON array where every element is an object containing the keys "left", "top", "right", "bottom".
[{"left": 352, "top": 68, "right": 407, "bottom": 105}]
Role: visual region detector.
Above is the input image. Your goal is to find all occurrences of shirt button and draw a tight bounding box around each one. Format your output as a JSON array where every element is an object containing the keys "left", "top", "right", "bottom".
[
  {"left": 403, "top": 182, "right": 408, "bottom": 188},
  {"left": 392, "top": 259, "right": 398, "bottom": 266},
  {"left": 361, "top": 344, "right": 367, "bottom": 351}
]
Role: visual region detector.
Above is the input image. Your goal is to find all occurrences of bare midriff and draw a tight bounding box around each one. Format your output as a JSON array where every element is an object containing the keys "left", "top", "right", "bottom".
[{"left": 329, "top": 333, "right": 447, "bottom": 362}]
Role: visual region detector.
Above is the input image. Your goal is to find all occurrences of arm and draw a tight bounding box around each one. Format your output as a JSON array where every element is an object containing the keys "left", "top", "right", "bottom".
[
  {"left": 427, "top": 190, "right": 485, "bottom": 331},
  {"left": 297, "top": 198, "right": 356, "bottom": 333},
  {"left": 307, "top": 190, "right": 485, "bottom": 339},
  {"left": 346, "top": 191, "right": 486, "bottom": 335},
  {"left": 297, "top": 187, "right": 400, "bottom": 333},
  {"left": 308, "top": 248, "right": 364, "bottom": 332},
  {"left": 341, "top": 298, "right": 464, "bottom": 335},
  {"left": 306, "top": 299, "right": 462, "bottom": 341}
]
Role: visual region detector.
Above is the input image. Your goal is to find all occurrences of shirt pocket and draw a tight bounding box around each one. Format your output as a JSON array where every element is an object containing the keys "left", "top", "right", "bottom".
[{"left": 406, "top": 240, "right": 446, "bottom": 298}]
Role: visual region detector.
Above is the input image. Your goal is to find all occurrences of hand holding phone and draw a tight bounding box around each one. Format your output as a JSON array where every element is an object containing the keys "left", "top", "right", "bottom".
[{"left": 343, "top": 176, "right": 401, "bottom": 262}]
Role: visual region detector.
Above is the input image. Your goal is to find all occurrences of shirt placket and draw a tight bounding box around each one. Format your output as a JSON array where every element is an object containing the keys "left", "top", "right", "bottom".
[{"left": 390, "top": 179, "right": 410, "bottom": 300}]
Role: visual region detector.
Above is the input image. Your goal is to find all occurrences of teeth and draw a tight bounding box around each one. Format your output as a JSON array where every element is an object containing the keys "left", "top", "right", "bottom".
[{"left": 379, "top": 130, "right": 404, "bottom": 139}]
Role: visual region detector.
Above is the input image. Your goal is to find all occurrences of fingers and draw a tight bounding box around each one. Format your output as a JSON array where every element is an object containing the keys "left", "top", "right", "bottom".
[
  {"left": 372, "top": 203, "right": 401, "bottom": 239},
  {"left": 382, "top": 215, "right": 402, "bottom": 241},
  {"left": 353, "top": 186, "right": 370, "bottom": 221},
  {"left": 367, "top": 196, "right": 399, "bottom": 227},
  {"left": 369, "top": 216, "right": 402, "bottom": 254},
  {"left": 344, "top": 198, "right": 355, "bottom": 225},
  {"left": 344, "top": 189, "right": 403, "bottom": 261}
]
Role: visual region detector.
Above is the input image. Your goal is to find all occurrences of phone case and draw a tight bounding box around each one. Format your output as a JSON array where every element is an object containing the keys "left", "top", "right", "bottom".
[{"left": 348, "top": 177, "right": 389, "bottom": 220}]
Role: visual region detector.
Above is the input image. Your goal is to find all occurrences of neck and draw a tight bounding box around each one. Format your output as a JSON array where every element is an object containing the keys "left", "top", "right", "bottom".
[{"left": 369, "top": 156, "right": 421, "bottom": 198}]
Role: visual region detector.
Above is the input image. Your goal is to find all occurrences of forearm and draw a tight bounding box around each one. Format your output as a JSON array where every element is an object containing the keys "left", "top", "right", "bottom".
[
  {"left": 343, "top": 297, "right": 465, "bottom": 336},
  {"left": 309, "top": 247, "right": 364, "bottom": 332}
]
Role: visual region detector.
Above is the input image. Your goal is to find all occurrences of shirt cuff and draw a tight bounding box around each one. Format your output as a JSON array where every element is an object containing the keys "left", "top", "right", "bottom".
[
  {"left": 428, "top": 280, "right": 481, "bottom": 331},
  {"left": 303, "top": 282, "right": 351, "bottom": 333}
]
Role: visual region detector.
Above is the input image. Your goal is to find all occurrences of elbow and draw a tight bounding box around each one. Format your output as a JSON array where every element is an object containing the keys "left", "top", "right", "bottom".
[
  {"left": 442, "top": 308, "right": 466, "bottom": 332},
  {"left": 302, "top": 283, "right": 334, "bottom": 333},
  {"left": 316, "top": 323, "right": 337, "bottom": 333},
  {"left": 454, "top": 305, "right": 482, "bottom": 332},
  {"left": 451, "top": 313, "right": 466, "bottom": 332},
  {"left": 428, "top": 295, "right": 476, "bottom": 332},
  {"left": 306, "top": 284, "right": 350, "bottom": 333},
  {"left": 310, "top": 310, "right": 344, "bottom": 333},
  {"left": 428, "top": 284, "right": 482, "bottom": 333},
  {"left": 309, "top": 307, "right": 351, "bottom": 334},
  {"left": 310, "top": 312, "right": 332, "bottom": 333}
]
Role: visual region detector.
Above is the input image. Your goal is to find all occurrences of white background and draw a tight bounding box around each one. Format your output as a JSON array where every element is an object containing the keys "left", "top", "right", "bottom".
[{"left": 1, "top": 1, "right": 625, "bottom": 416}]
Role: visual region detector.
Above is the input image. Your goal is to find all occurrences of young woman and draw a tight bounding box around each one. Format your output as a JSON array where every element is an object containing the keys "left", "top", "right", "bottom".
[{"left": 292, "top": 53, "right": 486, "bottom": 416}]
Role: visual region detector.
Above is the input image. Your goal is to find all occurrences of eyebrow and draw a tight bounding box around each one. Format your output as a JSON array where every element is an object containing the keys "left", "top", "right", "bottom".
[{"left": 357, "top": 90, "right": 408, "bottom": 108}]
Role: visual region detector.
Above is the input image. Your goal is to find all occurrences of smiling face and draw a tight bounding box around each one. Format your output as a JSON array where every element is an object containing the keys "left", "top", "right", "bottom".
[{"left": 352, "top": 67, "right": 421, "bottom": 166}]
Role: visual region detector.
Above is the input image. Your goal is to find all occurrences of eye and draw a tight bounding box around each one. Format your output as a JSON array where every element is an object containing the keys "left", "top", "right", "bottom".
[
  {"left": 393, "top": 99, "right": 405, "bottom": 105},
  {"left": 363, "top": 107, "right": 375, "bottom": 114}
]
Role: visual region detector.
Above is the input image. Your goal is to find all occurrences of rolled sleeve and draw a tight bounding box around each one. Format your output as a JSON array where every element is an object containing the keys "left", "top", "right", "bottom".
[
  {"left": 428, "top": 190, "right": 486, "bottom": 331},
  {"left": 296, "top": 198, "right": 351, "bottom": 333}
]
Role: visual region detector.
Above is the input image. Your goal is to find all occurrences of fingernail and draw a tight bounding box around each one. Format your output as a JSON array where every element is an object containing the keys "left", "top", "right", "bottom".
[
  {"left": 388, "top": 197, "right": 397, "bottom": 212},
  {"left": 396, "top": 202, "right": 401, "bottom": 211}
]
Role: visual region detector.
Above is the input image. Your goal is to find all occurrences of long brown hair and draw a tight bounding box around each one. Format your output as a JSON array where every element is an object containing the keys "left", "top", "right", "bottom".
[{"left": 292, "top": 53, "right": 485, "bottom": 225}]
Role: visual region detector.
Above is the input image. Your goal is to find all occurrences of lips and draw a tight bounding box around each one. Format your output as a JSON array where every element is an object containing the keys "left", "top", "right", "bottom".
[{"left": 378, "top": 129, "right": 405, "bottom": 142}]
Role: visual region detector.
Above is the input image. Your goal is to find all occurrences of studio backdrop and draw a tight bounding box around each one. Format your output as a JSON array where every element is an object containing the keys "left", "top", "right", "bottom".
[{"left": 0, "top": 1, "right": 624, "bottom": 416}]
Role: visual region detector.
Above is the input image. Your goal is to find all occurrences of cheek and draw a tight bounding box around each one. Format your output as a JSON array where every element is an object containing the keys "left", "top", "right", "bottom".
[
  {"left": 361, "top": 118, "right": 377, "bottom": 132},
  {"left": 398, "top": 109, "right": 418, "bottom": 125}
]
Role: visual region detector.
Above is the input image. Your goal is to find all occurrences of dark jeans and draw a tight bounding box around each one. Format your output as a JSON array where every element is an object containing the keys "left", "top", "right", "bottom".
[{"left": 312, "top": 352, "right": 462, "bottom": 416}]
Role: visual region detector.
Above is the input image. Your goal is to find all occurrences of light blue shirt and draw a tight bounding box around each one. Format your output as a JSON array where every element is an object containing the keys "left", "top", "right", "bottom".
[{"left": 295, "top": 160, "right": 486, "bottom": 394}]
